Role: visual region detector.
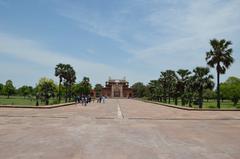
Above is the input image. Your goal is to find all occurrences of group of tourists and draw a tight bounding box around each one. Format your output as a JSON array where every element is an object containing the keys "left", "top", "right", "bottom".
[
  {"left": 75, "top": 95, "right": 107, "bottom": 106},
  {"left": 97, "top": 95, "right": 106, "bottom": 103},
  {"left": 75, "top": 95, "right": 92, "bottom": 106}
]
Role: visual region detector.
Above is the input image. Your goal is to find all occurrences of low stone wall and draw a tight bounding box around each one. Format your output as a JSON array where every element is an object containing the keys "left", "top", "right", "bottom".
[
  {"left": 0, "top": 102, "right": 76, "bottom": 109},
  {"left": 137, "top": 99, "right": 240, "bottom": 111}
]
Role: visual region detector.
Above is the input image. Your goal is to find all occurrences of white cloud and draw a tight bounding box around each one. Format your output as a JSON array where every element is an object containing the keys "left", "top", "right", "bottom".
[
  {"left": 54, "top": 0, "right": 240, "bottom": 82},
  {"left": 55, "top": 0, "right": 240, "bottom": 63},
  {"left": 1, "top": 0, "right": 239, "bottom": 86},
  {"left": 0, "top": 32, "right": 147, "bottom": 86},
  {"left": 135, "top": 0, "right": 240, "bottom": 60}
]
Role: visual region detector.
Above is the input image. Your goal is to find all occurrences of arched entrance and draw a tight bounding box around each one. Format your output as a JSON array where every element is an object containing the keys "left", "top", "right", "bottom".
[
  {"left": 114, "top": 87, "right": 120, "bottom": 97},
  {"left": 128, "top": 93, "right": 132, "bottom": 98}
]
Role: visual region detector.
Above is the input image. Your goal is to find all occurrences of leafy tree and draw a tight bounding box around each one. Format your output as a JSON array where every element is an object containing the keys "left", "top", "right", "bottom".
[
  {"left": 177, "top": 69, "right": 191, "bottom": 105},
  {"left": 131, "top": 82, "right": 146, "bottom": 98},
  {"left": 17, "top": 85, "right": 33, "bottom": 98},
  {"left": 55, "top": 63, "right": 66, "bottom": 103},
  {"left": 94, "top": 84, "right": 103, "bottom": 97},
  {"left": 0, "top": 83, "right": 3, "bottom": 95},
  {"left": 72, "top": 83, "right": 83, "bottom": 96},
  {"left": 225, "top": 76, "right": 240, "bottom": 83},
  {"left": 144, "top": 85, "right": 151, "bottom": 99},
  {"left": 3, "top": 80, "right": 15, "bottom": 98},
  {"left": 206, "top": 39, "right": 234, "bottom": 108},
  {"left": 221, "top": 76, "right": 240, "bottom": 106},
  {"left": 72, "top": 77, "right": 92, "bottom": 97},
  {"left": 36, "top": 77, "right": 57, "bottom": 105},
  {"left": 192, "top": 67, "right": 214, "bottom": 108},
  {"left": 147, "top": 80, "right": 162, "bottom": 101}
]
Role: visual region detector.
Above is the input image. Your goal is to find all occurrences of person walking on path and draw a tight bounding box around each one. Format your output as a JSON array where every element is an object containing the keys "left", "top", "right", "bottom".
[
  {"left": 102, "top": 96, "right": 105, "bottom": 103},
  {"left": 84, "top": 96, "right": 88, "bottom": 106}
]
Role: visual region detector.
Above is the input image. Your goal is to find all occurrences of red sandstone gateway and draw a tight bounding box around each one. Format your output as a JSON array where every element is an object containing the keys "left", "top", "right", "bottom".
[{"left": 93, "top": 77, "right": 133, "bottom": 98}]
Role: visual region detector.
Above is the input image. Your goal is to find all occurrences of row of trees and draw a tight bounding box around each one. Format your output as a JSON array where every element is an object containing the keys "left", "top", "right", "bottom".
[
  {"left": 0, "top": 63, "right": 94, "bottom": 105},
  {"left": 0, "top": 80, "right": 34, "bottom": 98},
  {"left": 0, "top": 80, "right": 18, "bottom": 98},
  {"left": 35, "top": 75, "right": 93, "bottom": 105},
  {"left": 36, "top": 63, "right": 94, "bottom": 105},
  {"left": 132, "top": 74, "right": 239, "bottom": 108},
  {"left": 132, "top": 38, "right": 236, "bottom": 108},
  {"left": 132, "top": 67, "right": 214, "bottom": 108}
]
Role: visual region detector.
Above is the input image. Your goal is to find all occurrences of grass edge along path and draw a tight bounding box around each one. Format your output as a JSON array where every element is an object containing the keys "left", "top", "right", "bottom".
[
  {"left": 138, "top": 99, "right": 240, "bottom": 111},
  {"left": 0, "top": 102, "right": 75, "bottom": 109}
]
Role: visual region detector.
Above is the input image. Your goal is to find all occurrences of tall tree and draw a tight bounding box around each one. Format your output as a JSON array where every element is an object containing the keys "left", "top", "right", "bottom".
[
  {"left": 185, "top": 76, "right": 196, "bottom": 107},
  {"left": 177, "top": 69, "right": 191, "bottom": 106},
  {"left": 147, "top": 80, "right": 162, "bottom": 101},
  {"left": 3, "top": 80, "right": 15, "bottom": 98},
  {"left": 80, "top": 77, "right": 92, "bottom": 95},
  {"left": 55, "top": 63, "right": 66, "bottom": 103},
  {"left": 192, "top": 67, "right": 214, "bottom": 108},
  {"left": 159, "top": 72, "right": 168, "bottom": 103},
  {"left": 0, "top": 83, "right": 4, "bottom": 95},
  {"left": 206, "top": 39, "right": 234, "bottom": 108},
  {"left": 160, "top": 70, "right": 177, "bottom": 104},
  {"left": 63, "top": 64, "right": 76, "bottom": 102}
]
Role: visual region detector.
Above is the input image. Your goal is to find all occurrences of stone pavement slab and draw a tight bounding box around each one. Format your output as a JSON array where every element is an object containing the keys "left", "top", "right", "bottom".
[{"left": 0, "top": 99, "right": 239, "bottom": 159}]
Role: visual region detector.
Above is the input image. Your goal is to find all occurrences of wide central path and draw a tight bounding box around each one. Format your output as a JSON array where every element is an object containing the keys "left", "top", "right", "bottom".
[{"left": 0, "top": 99, "right": 240, "bottom": 159}]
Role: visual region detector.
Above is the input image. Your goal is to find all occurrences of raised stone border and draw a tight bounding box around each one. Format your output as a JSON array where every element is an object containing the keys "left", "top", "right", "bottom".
[
  {"left": 138, "top": 99, "right": 240, "bottom": 111},
  {"left": 0, "top": 102, "right": 75, "bottom": 109}
]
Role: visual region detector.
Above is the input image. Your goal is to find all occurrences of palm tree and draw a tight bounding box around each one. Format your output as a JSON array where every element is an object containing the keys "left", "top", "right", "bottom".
[
  {"left": 63, "top": 64, "right": 76, "bottom": 102},
  {"left": 148, "top": 80, "right": 162, "bottom": 101},
  {"left": 206, "top": 39, "right": 234, "bottom": 108},
  {"left": 185, "top": 76, "right": 195, "bottom": 107},
  {"left": 80, "top": 77, "right": 92, "bottom": 95},
  {"left": 55, "top": 63, "right": 66, "bottom": 103},
  {"left": 177, "top": 69, "right": 191, "bottom": 106},
  {"left": 160, "top": 70, "right": 177, "bottom": 104},
  {"left": 192, "top": 67, "right": 214, "bottom": 108},
  {"left": 159, "top": 72, "right": 168, "bottom": 103}
]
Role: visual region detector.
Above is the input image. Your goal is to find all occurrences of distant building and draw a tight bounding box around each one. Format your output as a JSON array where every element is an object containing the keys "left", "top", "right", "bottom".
[{"left": 93, "top": 77, "right": 133, "bottom": 98}]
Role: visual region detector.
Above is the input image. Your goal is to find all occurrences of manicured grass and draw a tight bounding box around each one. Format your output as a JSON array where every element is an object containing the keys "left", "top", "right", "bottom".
[
  {"left": 0, "top": 96, "right": 65, "bottom": 106},
  {"left": 162, "top": 99, "right": 240, "bottom": 109},
  {"left": 201, "top": 100, "right": 240, "bottom": 109}
]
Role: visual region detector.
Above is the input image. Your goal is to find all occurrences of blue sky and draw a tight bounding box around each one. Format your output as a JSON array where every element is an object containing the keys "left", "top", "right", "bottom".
[{"left": 0, "top": 0, "right": 239, "bottom": 87}]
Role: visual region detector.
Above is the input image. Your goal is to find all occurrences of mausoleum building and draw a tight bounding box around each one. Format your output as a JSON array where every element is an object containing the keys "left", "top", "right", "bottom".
[{"left": 101, "top": 77, "right": 133, "bottom": 98}]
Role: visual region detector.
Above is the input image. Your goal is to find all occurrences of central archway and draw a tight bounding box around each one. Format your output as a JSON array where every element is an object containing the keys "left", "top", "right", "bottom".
[{"left": 114, "top": 87, "right": 120, "bottom": 97}]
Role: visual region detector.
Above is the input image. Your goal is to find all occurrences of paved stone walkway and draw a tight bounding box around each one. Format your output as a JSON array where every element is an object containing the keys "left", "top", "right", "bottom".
[{"left": 0, "top": 99, "right": 240, "bottom": 159}]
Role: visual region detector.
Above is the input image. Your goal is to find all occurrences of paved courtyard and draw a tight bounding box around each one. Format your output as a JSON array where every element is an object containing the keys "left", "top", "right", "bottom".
[{"left": 0, "top": 99, "right": 240, "bottom": 159}]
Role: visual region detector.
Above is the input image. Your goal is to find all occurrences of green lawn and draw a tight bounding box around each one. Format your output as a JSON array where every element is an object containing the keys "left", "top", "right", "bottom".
[
  {"left": 163, "top": 99, "right": 240, "bottom": 109},
  {"left": 201, "top": 100, "right": 240, "bottom": 109},
  {"left": 0, "top": 96, "right": 66, "bottom": 106}
]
